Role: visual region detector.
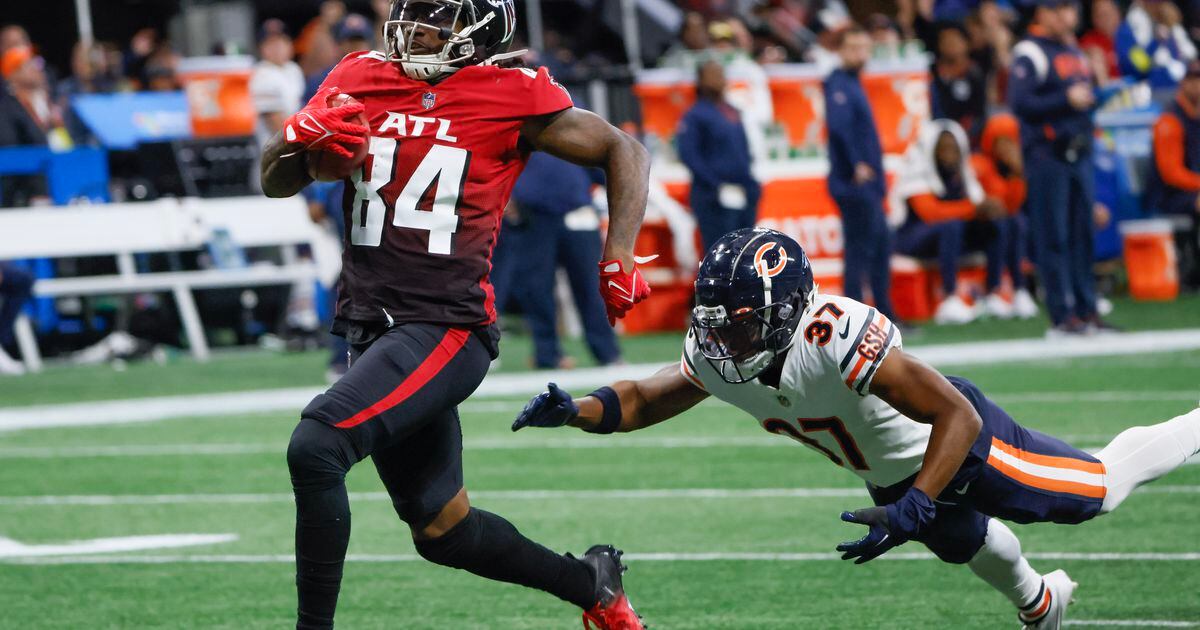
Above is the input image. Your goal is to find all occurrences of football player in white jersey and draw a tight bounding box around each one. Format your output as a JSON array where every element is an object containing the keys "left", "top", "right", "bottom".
[{"left": 512, "top": 228, "right": 1200, "bottom": 629}]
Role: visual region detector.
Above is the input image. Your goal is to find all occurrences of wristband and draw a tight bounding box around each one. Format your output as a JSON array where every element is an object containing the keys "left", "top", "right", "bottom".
[{"left": 585, "top": 386, "right": 621, "bottom": 434}]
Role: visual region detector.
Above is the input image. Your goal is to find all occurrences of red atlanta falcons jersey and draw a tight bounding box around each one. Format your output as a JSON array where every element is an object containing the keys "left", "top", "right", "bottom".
[{"left": 310, "top": 51, "right": 573, "bottom": 327}]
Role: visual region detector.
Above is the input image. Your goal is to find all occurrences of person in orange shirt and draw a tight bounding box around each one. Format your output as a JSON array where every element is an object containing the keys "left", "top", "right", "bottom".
[
  {"left": 1145, "top": 60, "right": 1200, "bottom": 288},
  {"left": 970, "top": 113, "right": 1039, "bottom": 319},
  {"left": 890, "top": 119, "right": 1008, "bottom": 324}
]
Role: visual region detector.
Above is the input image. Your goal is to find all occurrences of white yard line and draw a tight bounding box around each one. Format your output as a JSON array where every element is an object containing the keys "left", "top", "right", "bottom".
[
  {"left": 1, "top": 329, "right": 1198, "bottom": 432},
  {"left": 0, "top": 533, "right": 237, "bottom": 558},
  {"left": 3, "top": 485, "right": 1197, "bottom": 507},
  {"left": 6, "top": 551, "right": 1200, "bottom": 565},
  {"left": 1065, "top": 622, "right": 1200, "bottom": 628}
]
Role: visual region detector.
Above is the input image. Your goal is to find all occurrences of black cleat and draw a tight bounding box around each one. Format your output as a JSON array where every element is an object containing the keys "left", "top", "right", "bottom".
[{"left": 579, "top": 545, "right": 644, "bottom": 630}]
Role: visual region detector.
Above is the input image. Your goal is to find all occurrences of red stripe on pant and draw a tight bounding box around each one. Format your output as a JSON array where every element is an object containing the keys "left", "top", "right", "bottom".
[{"left": 334, "top": 328, "right": 472, "bottom": 429}]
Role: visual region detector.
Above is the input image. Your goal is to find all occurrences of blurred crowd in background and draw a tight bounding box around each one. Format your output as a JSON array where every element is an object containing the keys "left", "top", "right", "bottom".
[{"left": 0, "top": 0, "right": 1199, "bottom": 376}]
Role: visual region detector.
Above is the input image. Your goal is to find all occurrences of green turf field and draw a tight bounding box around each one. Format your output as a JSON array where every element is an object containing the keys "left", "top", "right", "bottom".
[{"left": 0, "top": 337, "right": 1198, "bottom": 628}]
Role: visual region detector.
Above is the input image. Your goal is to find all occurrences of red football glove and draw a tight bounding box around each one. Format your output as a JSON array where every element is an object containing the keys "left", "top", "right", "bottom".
[
  {"left": 598, "top": 255, "right": 657, "bottom": 325},
  {"left": 282, "top": 87, "right": 368, "bottom": 159}
]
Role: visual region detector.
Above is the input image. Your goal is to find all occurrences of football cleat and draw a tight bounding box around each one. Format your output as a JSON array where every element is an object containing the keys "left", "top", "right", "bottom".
[
  {"left": 580, "top": 545, "right": 644, "bottom": 630},
  {"left": 1020, "top": 569, "right": 1077, "bottom": 630}
]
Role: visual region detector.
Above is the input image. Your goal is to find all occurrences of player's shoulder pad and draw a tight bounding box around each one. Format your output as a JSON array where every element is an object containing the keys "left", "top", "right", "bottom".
[
  {"left": 679, "top": 328, "right": 708, "bottom": 392},
  {"left": 798, "top": 295, "right": 899, "bottom": 396}
]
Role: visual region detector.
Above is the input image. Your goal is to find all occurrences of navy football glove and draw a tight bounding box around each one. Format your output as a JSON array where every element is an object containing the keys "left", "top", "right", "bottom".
[
  {"left": 511, "top": 383, "right": 579, "bottom": 432},
  {"left": 837, "top": 487, "right": 935, "bottom": 564}
]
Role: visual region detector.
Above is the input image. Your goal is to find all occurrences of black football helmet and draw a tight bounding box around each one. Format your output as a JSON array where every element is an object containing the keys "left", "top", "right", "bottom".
[
  {"left": 692, "top": 228, "right": 815, "bottom": 384},
  {"left": 384, "top": 0, "right": 518, "bottom": 80}
]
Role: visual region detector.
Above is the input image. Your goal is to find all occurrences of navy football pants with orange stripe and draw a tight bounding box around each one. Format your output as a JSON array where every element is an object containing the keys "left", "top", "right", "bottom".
[{"left": 869, "top": 376, "right": 1104, "bottom": 564}]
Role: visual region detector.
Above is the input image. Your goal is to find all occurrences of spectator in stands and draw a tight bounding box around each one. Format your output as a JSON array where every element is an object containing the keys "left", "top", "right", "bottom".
[
  {"left": 371, "top": 0, "right": 392, "bottom": 51},
  {"left": 304, "top": 14, "right": 373, "bottom": 103},
  {"left": 1116, "top": 0, "right": 1198, "bottom": 88},
  {"left": 0, "top": 46, "right": 50, "bottom": 148},
  {"left": 295, "top": 0, "right": 347, "bottom": 77},
  {"left": 867, "top": 14, "right": 904, "bottom": 60},
  {"left": 250, "top": 19, "right": 305, "bottom": 150},
  {"left": 0, "top": 45, "right": 60, "bottom": 206},
  {"left": 805, "top": 2, "right": 851, "bottom": 74},
  {"left": 930, "top": 23, "right": 988, "bottom": 146},
  {"left": 659, "top": 11, "right": 710, "bottom": 70},
  {"left": 677, "top": 60, "right": 761, "bottom": 252},
  {"left": 891, "top": 120, "right": 1008, "bottom": 325},
  {"left": 824, "top": 25, "right": 898, "bottom": 324},
  {"left": 1010, "top": 0, "right": 1108, "bottom": 335},
  {"left": 0, "top": 25, "right": 29, "bottom": 54},
  {"left": 1081, "top": 0, "right": 1123, "bottom": 84},
  {"left": 971, "top": 113, "right": 1039, "bottom": 319},
  {"left": 1146, "top": 59, "right": 1200, "bottom": 289},
  {"left": 57, "top": 42, "right": 116, "bottom": 144},
  {"left": 0, "top": 262, "right": 33, "bottom": 375},
  {"left": 509, "top": 152, "right": 622, "bottom": 370}
]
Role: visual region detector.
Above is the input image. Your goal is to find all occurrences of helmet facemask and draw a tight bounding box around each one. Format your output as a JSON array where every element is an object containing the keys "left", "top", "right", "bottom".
[
  {"left": 692, "top": 292, "right": 803, "bottom": 384},
  {"left": 384, "top": 0, "right": 488, "bottom": 80}
]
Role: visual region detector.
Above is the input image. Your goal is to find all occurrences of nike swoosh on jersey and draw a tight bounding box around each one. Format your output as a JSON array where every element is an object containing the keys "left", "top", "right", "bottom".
[
  {"left": 954, "top": 482, "right": 971, "bottom": 495},
  {"left": 838, "top": 318, "right": 852, "bottom": 339}
]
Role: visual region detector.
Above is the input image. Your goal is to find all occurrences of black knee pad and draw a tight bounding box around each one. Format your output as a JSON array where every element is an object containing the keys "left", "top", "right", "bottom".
[{"left": 287, "top": 418, "right": 358, "bottom": 489}]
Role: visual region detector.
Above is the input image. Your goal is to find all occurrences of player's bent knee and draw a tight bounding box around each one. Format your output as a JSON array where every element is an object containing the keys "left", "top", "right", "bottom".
[
  {"left": 413, "top": 506, "right": 485, "bottom": 568},
  {"left": 287, "top": 418, "right": 357, "bottom": 485},
  {"left": 413, "top": 488, "right": 471, "bottom": 541}
]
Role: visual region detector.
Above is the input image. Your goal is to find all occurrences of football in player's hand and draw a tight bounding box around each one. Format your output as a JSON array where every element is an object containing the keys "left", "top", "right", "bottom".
[{"left": 306, "top": 93, "right": 369, "bottom": 182}]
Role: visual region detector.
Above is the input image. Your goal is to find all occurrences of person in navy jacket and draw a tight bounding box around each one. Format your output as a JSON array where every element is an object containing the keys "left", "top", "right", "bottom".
[
  {"left": 824, "top": 25, "right": 898, "bottom": 323},
  {"left": 509, "top": 152, "right": 622, "bottom": 370},
  {"left": 1008, "top": 0, "right": 1112, "bottom": 335},
  {"left": 676, "top": 60, "right": 761, "bottom": 252}
]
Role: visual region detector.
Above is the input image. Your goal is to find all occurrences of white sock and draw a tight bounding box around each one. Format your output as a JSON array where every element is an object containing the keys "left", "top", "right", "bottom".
[
  {"left": 968, "top": 519, "right": 1045, "bottom": 616},
  {"left": 1096, "top": 407, "right": 1200, "bottom": 514}
]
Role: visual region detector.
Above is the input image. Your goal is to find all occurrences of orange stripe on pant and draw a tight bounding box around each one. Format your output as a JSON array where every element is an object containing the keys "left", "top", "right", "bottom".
[
  {"left": 987, "top": 436, "right": 1106, "bottom": 499},
  {"left": 990, "top": 437, "right": 1106, "bottom": 474},
  {"left": 334, "top": 328, "right": 471, "bottom": 429}
]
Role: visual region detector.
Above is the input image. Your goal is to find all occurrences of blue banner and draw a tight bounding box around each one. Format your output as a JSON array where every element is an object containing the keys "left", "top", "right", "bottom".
[{"left": 71, "top": 91, "right": 193, "bottom": 149}]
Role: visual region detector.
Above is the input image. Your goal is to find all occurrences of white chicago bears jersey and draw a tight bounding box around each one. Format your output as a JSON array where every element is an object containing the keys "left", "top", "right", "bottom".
[{"left": 680, "top": 294, "right": 931, "bottom": 487}]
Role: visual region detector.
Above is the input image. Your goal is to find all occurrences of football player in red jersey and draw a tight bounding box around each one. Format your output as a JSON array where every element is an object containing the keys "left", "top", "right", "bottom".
[{"left": 260, "top": 1, "right": 649, "bottom": 628}]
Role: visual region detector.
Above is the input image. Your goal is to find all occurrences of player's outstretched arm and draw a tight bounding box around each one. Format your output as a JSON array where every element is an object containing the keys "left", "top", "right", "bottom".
[
  {"left": 868, "top": 349, "right": 982, "bottom": 499},
  {"left": 837, "top": 348, "right": 982, "bottom": 564},
  {"left": 512, "top": 365, "right": 709, "bottom": 434}
]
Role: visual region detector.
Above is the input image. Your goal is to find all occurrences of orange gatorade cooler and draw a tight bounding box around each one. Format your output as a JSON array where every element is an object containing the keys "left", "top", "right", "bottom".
[{"left": 1119, "top": 219, "right": 1179, "bottom": 301}]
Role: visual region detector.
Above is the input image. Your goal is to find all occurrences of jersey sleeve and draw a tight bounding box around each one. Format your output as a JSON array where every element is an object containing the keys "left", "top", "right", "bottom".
[
  {"left": 807, "top": 299, "right": 902, "bottom": 397},
  {"left": 505, "top": 66, "right": 573, "bottom": 118},
  {"left": 679, "top": 331, "right": 709, "bottom": 392}
]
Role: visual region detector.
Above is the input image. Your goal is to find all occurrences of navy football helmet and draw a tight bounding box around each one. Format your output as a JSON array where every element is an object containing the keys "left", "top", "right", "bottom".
[
  {"left": 692, "top": 228, "right": 815, "bottom": 384},
  {"left": 384, "top": 0, "right": 519, "bottom": 80}
]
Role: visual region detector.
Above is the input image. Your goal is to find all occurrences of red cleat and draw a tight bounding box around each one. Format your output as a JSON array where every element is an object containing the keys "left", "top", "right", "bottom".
[
  {"left": 583, "top": 593, "right": 643, "bottom": 630},
  {"left": 578, "top": 545, "right": 644, "bottom": 630}
]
